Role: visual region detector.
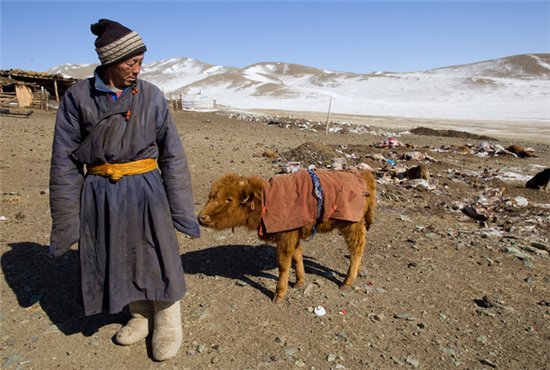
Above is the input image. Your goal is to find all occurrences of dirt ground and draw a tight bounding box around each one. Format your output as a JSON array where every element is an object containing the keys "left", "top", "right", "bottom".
[{"left": 1, "top": 109, "right": 549, "bottom": 370}]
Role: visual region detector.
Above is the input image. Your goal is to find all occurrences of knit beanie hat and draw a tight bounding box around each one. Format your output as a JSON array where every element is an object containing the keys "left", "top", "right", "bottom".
[{"left": 91, "top": 19, "right": 147, "bottom": 66}]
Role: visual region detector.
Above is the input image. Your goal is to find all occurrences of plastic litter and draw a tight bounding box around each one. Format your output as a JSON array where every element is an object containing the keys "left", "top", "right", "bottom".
[
  {"left": 376, "top": 137, "right": 403, "bottom": 148},
  {"left": 512, "top": 196, "right": 529, "bottom": 207},
  {"left": 281, "top": 161, "right": 302, "bottom": 173},
  {"left": 314, "top": 305, "right": 326, "bottom": 317}
]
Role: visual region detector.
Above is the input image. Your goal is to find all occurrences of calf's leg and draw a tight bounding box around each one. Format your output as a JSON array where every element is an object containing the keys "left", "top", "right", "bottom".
[
  {"left": 273, "top": 231, "right": 299, "bottom": 304},
  {"left": 292, "top": 241, "right": 305, "bottom": 288},
  {"left": 340, "top": 222, "right": 367, "bottom": 290}
]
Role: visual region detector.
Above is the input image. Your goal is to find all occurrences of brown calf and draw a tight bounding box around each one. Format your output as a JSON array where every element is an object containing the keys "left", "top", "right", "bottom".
[{"left": 197, "top": 170, "right": 376, "bottom": 304}]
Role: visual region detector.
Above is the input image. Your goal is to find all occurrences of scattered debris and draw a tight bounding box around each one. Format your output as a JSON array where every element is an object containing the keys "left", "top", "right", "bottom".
[
  {"left": 506, "top": 144, "right": 537, "bottom": 158},
  {"left": 400, "top": 164, "right": 430, "bottom": 180},
  {"left": 354, "top": 162, "right": 376, "bottom": 172},
  {"left": 401, "top": 151, "right": 436, "bottom": 162},
  {"left": 475, "top": 295, "right": 496, "bottom": 308},
  {"left": 281, "top": 161, "right": 302, "bottom": 173},
  {"left": 227, "top": 111, "right": 384, "bottom": 135},
  {"left": 0, "top": 108, "right": 33, "bottom": 118},
  {"left": 376, "top": 137, "right": 403, "bottom": 148},
  {"left": 461, "top": 204, "right": 490, "bottom": 221},
  {"left": 475, "top": 141, "right": 517, "bottom": 157},
  {"left": 404, "top": 179, "right": 436, "bottom": 191}
]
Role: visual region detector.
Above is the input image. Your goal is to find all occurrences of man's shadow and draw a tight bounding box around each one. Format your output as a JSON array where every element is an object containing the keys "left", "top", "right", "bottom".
[
  {"left": 2, "top": 241, "right": 342, "bottom": 334},
  {"left": 182, "top": 243, "right": 343, "bottom": 301},
  {"left": 1, "top": 242, "right": 127, "bottom": 336}
]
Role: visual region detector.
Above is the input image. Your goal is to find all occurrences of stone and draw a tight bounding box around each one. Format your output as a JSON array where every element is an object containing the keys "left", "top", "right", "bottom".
[
  {"left": 502, "top": 246, "right": 534, "bottom": 266},
  {"left": 480, "top": 358, "right": 497, "bottom": 368},
  {"left": 476, "top": 335, "right": 488, "bottom": 344},
  {"left": 406, "top": 356, "right": 420, "bottom": 367},
  {"left": 303, "top": 283, "right": 314, "bottom": 295},
  {"left": 531, "top": 241, "right": 549, "bottom": 252},
  {"left": 294, "top": 359, "right": 306, "bottom": 367},
  {"left": 395, "top": 312, "right": 417, "bottom": 321},
  {"left": 284, "top": 347, "right": 298, "bottom": 357},
  {"left": 275, "top": 336, "right": 285, "bottom": 345}
]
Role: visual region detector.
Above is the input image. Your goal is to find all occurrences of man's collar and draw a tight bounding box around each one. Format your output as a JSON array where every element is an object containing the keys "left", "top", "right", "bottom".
[
  {"left": 94, "top": 68, "right": 114, "bottom": 93},
  {"left": 93, "top": 67, "right": 136, "bottom": 93}
]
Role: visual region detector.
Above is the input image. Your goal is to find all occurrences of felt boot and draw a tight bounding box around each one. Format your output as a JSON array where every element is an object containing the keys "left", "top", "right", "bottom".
[
  {"left": 152, "top": 301, "right": 182, "bottom": 361},
  {"left": 115, "top": 300, "right": 153, "bottom": 346}
]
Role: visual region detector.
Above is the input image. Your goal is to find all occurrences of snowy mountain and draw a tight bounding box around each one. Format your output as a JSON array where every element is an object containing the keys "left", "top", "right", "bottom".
[
  {"left": 48, "top": 63, "right": 96, "bottom": 80},
  {"left": 48, "top": 54, "right": 550, "bottom": 121}
]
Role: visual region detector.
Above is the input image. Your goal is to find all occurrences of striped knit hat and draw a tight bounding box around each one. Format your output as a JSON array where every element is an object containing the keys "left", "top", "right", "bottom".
[{"left": 91, "top": 19, "right": 147, "bottom": 66}]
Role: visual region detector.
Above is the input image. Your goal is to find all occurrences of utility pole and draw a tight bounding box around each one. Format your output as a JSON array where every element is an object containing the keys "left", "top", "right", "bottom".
[{"left": 325, "top": 96, "right": 332, "bottom": 135}]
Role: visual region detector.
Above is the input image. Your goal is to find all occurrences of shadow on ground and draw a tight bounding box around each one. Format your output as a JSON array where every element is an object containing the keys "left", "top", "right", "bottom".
[
  {"left": 2, "top": 241, "right": 343, "bottom": 333},
  {"left": 2, "top": 242, "right": 127, "bottom": 336},
  {"left": 182, "top": 243, "right": 343, "bottom": 300}
]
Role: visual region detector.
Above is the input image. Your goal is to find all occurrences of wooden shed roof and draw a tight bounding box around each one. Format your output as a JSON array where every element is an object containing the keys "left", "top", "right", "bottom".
[{"left": 0, "top": 69, "right": 79, "bottom": 97}]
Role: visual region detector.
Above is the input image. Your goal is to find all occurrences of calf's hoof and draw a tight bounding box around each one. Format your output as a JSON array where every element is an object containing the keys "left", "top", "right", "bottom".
[
  {"left": 293, "top": 281, "right": 304, "bottom": 289},
  {"left": 339, "top": 284, "right": 352, "bottom": 291},
  {"left": 272, "top": 296, "right": 284, "bottom": 304}
]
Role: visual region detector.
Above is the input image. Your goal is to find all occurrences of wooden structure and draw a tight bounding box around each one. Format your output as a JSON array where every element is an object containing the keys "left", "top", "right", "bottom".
[{"left": 0, "top": 69, "right": 79, "bottom": 110}]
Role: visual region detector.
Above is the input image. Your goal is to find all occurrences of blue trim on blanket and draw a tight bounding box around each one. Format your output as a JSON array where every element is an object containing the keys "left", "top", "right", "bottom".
[{"left": 308, "top": 169, "right": 324, "bottom": 240}]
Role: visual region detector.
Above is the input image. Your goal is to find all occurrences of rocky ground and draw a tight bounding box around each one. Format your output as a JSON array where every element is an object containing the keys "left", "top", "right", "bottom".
[{"left": 0, "top": 109, "right": 549, "bottom": 370}]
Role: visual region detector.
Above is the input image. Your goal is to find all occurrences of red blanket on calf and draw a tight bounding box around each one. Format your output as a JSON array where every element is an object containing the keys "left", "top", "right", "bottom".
[{"left": 262, "top": 169, "right": 368, "bottom": 234}]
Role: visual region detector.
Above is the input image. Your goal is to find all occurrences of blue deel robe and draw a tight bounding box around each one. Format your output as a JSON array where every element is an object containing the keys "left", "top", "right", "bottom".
[{"left": 49, "top": 71, "right": 200, "bottom": 315}]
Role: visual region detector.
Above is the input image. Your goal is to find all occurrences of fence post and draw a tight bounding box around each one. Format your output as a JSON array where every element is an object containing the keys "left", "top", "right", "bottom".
[
  {"left": 325, "top": 96, "right": 332, "bottom": 135},
  {"left": 54, "top": 79, "right": 60, "bottom": 102}
]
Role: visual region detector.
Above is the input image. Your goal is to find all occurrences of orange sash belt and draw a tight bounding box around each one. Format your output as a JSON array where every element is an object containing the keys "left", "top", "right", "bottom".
[{"left": 87, "top": 158, "right": 157, "bottom": 181}]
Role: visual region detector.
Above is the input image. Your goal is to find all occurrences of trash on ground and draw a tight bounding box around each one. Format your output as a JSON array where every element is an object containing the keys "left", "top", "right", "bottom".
[
  {"left": 376, "top": 137, "right": 403, "bottom": 148},
  {"left": 314, "top": 305, "right": 327, "bottom": 317}
]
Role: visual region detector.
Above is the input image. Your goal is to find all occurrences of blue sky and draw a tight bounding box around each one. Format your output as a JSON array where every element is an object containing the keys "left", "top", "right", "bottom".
[{"left": 1, "top": 1, "right": 549, "bottom": 73}]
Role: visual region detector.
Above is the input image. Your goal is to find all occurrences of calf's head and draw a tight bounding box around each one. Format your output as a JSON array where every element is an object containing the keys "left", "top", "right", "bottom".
[{"left": 197, "top": 173, "right": 265, "bottom": 230}]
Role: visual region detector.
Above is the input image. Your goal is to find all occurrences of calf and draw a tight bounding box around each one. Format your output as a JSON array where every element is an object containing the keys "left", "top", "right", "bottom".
[{"left": 197, "top": 169, "right": 376, "bottom": 304}]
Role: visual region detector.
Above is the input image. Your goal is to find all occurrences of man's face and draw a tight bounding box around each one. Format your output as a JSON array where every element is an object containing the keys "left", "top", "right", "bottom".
[{"left": 108, "top": 54, "right": 144, "bottom": 87}]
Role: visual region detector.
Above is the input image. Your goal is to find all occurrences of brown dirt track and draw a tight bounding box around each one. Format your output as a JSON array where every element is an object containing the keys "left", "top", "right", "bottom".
[{"left": 1, "top": 109, "right": 549, "bottom": 370}]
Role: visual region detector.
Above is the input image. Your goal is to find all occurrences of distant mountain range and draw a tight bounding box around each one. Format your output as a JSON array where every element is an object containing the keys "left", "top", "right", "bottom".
[{"left": 48, "top": 54, "right": 550, "bottom": 121}]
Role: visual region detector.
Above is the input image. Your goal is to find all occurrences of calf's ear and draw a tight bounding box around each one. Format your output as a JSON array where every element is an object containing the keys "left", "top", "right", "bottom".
[
  {"left": 238, "top": 177, "right": 251, "bottom": 204},
  {"left": 240, "top": 191, "right": 252, "bottom": 204},
  {"left": 240, "top": 190, "right": 257, "bottom": 210},
  {"left": 240, "top": 176, "right": 264, "bottom": 208}
]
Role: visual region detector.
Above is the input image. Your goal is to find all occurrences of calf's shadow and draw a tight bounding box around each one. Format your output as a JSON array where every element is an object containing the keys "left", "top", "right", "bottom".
[{"left": 181, "top": 243, "right": 343, "bottom": 301}]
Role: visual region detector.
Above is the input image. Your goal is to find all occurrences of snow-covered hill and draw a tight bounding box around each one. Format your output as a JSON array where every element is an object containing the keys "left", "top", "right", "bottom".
[{"left": 49, "top": 54, "right": 550, "bottom": 121}]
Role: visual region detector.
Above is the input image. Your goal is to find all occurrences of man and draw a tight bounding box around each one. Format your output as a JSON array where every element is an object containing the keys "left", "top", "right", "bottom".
[{"left": 49, "top": 18, "right": 200, "bottom": 361}]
